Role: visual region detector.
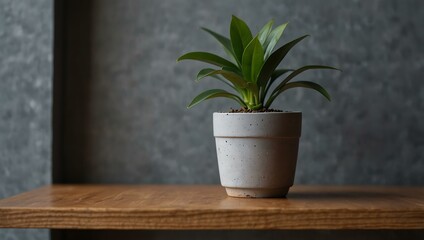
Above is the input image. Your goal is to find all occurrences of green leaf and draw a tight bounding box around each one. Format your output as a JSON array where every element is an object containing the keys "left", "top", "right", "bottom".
[
  {"left": 257, "top": 35, "right": 309, "bottom": 89},
  {"left": 265, "top": 81, "right": 331, "bottom": 108},
  {"left": 222, "top": 66, "right": 242, "bottom": 76},
  {"left": 242, "top": 37, "right": 264, "bottom": 83},
  {"left": 177, "top": 52, "right": 238, "bottom": 69},
  {"left": 284, "top": 81, "right": 331, "bottom": 101},
  {"left": 271, "top": 69, "right": 294, "bottom": 82},
  {"left": 258, "top": 20, "right": 274, "bottom": 45},
  {"left": 271, "top": 65, "right": 340, "bottom": 96},
  {"left": 230, "top": 15, "right": 253, "bottom": 66},
  {"left": 201, "top": 28, "right": 237, "bottom": 63},
  {"left": 187, "top": 89, "right": 246, "bottom": 108},
  {"left": 196, "top": 68, "right": 220, "bottom": 81},
  {"left": 246, "top": 82, "right": 259, "bottom": 98},
  {"left": 196, "top": 68, "right": 240, "bottom": 92},
  {"left": 261, "top": 69, "right": 294, "bottom": 102},
  {"left": 196, "top": 69, "right": 247, "bottom": 89},
  {"left": 263, "top": 22, "right": 288, "bottom": 59}
]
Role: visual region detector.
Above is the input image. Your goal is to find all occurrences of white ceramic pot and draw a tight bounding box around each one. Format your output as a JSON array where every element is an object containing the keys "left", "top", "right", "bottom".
[{"left": 213, "top": 112, "right": 302, "bottom": 198}]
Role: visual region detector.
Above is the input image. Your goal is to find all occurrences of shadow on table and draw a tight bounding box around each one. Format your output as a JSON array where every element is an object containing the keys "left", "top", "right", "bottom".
[{"left": 53, "top": 229, "right": 424, "bottom": 240}]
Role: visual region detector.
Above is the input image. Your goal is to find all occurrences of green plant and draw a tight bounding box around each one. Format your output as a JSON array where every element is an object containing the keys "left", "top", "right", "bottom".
[{"left": 177, "top": 16, "right": 339, "bottom": 110}]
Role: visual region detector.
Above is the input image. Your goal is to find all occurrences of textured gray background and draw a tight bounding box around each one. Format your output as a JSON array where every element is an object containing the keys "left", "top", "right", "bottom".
[
  {"left": 0, "top": 0, "right": 52, "bottom": 239},
  {"left": 59, "top": 0, "right": 423, "bottom": 239},
  {"left": 0, "top": 0, "right": 423, "bottom": 239},
  {"left": 73, "top": 0, "right": 424, "bottom": 185}
]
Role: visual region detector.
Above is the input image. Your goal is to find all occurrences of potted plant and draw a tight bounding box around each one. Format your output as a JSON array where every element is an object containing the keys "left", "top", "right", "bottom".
[{"left": 177, "top": 16, "right": 339, "bottom": 198}]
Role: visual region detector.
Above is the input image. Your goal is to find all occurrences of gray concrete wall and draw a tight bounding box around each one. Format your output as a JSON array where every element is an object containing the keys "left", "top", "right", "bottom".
[
  {"left": 60, "top": 0, "right": 423, "bottom": 239},
  {"left": 0, "top": 0, "right": 422, "bottom": 239},
  {"left": 74, "top": 0, "right": 424, "bottom": 185},
  {"left": 0, "top": 0, "right": 52, "bottom": 239}
]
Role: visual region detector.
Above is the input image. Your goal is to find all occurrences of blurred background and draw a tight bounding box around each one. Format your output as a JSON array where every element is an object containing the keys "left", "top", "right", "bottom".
[{"left": 0, "top": 0, "right": 423, "bottom": 239}]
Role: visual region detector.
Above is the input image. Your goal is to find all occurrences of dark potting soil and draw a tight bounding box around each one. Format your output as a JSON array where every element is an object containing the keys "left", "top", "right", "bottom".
[{"left": 228, "top": 107, "right": 286, "bottom": 113}]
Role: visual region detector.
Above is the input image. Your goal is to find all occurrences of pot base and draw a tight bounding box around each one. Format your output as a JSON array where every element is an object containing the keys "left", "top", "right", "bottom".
[{"left": 225, "top": 187, "right": 289, "bottom": 198}]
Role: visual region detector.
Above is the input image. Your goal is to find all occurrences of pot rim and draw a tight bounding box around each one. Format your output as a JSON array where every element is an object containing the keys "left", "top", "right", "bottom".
[
  {"left": 213, "top": 111, "right": 301, "bottom": 115},
  {"left": 213, "top": 111, "right": 302, "bottom": 140}
]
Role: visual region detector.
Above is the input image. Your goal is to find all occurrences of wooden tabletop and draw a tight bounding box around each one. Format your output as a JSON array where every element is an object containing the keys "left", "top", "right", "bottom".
[{"left": 0, "top": 185, "right": 423, "bottom": 230}]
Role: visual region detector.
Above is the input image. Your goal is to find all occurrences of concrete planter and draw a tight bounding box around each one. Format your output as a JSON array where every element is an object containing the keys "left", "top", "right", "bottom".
[{"left": 213, "top": 112, "right": 302, "bottom": 198}]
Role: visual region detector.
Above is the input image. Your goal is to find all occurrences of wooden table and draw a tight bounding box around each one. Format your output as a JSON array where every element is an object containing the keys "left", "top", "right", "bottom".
[{"left": 0, "top": 185, "right": 423, "bottom": 230}]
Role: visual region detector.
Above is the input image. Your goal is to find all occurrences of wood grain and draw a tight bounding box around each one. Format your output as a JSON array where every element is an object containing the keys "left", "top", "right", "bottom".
[{"left": 0, "top": 185, "right": 423, "bottom": 230}]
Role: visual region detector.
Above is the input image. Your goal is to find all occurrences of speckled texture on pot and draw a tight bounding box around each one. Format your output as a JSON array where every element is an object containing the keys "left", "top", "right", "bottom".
[{"left": 214, "top": 112, "right": 301, "bottom": 197}]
